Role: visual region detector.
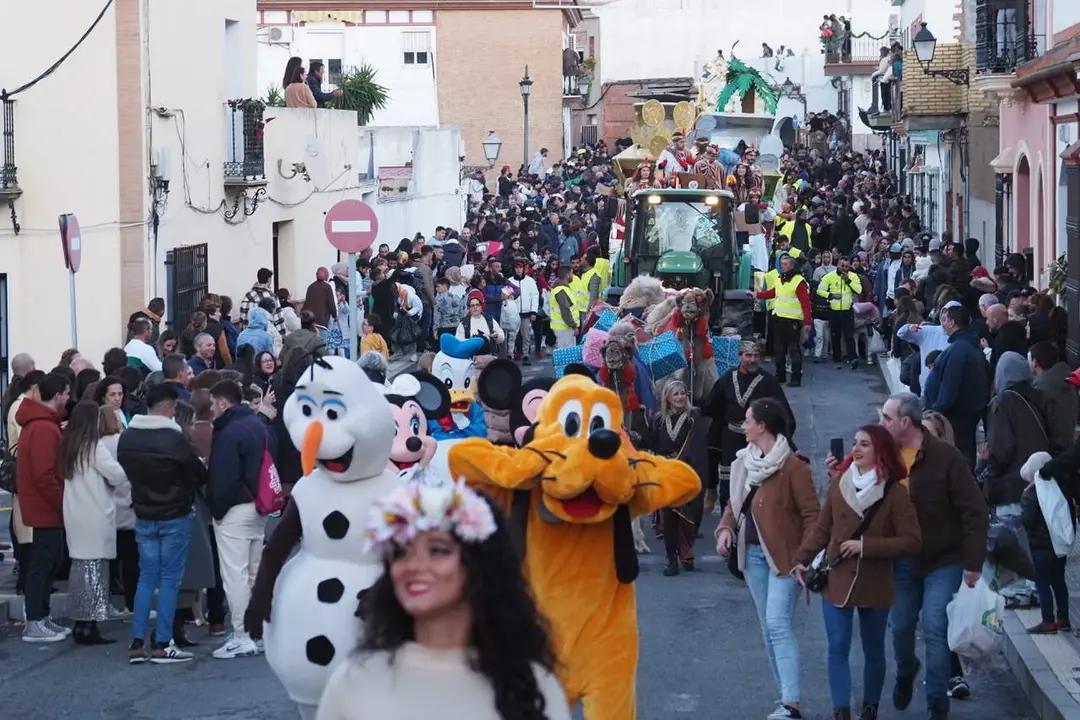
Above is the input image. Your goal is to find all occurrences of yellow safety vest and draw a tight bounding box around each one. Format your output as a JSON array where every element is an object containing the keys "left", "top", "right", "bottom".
[
  {"left": 763, "top": 269, "right": 779, "bottom": 311},
  {"left": 593, "top": 258, "right": 611, "bottom": 298},
  {"left": 570, "top": 274, "right": 588, "bottom": 316},
  {"left": 581, "top": 267, "right": 600, "bottom": 306},
  {"left": 816, "top": 270, "right": 862, "bottom": 311},
  {"left": 773, "top": 274, "right": 806, "bottom": 321},
  {"left": 549, "top": 285, "right": 575, "bottom": 331}
]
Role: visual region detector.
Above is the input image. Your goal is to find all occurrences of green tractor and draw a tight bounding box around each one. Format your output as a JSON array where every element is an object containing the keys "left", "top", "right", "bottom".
[{"left": 610, "top": 187, "right": 754, "bottom": 332}]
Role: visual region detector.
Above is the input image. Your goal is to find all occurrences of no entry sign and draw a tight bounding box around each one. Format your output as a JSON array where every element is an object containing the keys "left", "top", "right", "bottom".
[
  {"left": 59, "top": 213, "right": 82, "bottom": 273},
  {"left": 324, "top": 199, "right": 379, "bottom": 254}
]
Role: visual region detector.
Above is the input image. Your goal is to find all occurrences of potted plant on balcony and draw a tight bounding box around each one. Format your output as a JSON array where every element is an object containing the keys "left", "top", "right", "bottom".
[
  {"left": 264, "top": 87, "right": 286, "bottom": 108},
  {"left": 331, "top": 64, "right": 390, "bottom": 126}
]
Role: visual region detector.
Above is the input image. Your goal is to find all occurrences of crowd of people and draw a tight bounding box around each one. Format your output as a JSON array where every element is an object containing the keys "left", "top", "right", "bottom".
[{"left": 2, "top": 118, "right": 1079, "bottom": 720}]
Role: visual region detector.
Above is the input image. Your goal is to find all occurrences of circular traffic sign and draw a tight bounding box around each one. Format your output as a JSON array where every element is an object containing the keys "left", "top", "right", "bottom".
[
  {"left": 324, "top": 199, "right": 379, "bottom": 254},
  {"left": 59, "top": 213, "right": 82, "bottom": 273}
]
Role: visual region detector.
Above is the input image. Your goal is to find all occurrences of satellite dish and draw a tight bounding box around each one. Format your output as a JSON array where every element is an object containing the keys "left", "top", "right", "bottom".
[{"left": 695, "top": 114, "right": 716, "bottom": 134}]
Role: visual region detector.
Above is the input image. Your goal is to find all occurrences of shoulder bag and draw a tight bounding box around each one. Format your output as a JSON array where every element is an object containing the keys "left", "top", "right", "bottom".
[
  {"left": 803, "top": 483, "right": 892, "bottom": 594},
  {"left": 727, "top": 486, "right": 759, "bottom": 581}
]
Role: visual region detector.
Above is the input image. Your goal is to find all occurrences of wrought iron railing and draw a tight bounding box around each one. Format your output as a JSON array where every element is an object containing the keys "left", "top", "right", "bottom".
[
  {"left": 976, "top": 0, "right": 1042, "bottom": 73},
  {"left": 0, "top": 94, "right": 17, "bottom": 190},
  {"left": 165, "top": 244, "right": 208, "bottom": 331},
  {"left": 223, "top": 99, "right": 266, "bottom": 182},
  {"left": 826, "top": 33, "right": 890, "bottom": 64}
]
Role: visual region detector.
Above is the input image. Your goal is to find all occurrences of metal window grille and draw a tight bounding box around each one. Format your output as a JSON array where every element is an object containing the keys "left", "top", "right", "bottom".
[
  {"left": 402, "top": 31, "right": 431, "bottom": 65},
  {"left": 0, "top": 274, "right": 7, "bottom": 444},
  {"left": 224, "top": 104, "right": 266, "bottom": 181},
  {"left": 164, "top": 244, "right": 209, "bottom": 331},
  {"left": 1, "top": 95, "right": 16, "bottom": 190},
  {"left": 976, "top": 0, "right": 1040, "bottom": 72},
  {"left": 581, "top": 125, "right": 598, "bottom": 146},
  {"left": 927, "top": 174, "right": 938, "bottom": 233}
]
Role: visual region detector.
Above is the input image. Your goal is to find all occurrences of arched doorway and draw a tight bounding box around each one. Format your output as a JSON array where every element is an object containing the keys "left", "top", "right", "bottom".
[
  {"left": 1016, "top": 155, "right": 1031, "bottom": 251},
  {"left": 1059, "top": 163, "right": 1069, "bottom": 258},
  {"left": 1036, "top": 171, "right": 1045, "bottom": 279},
  {"left": 776, "top": 117, "right": 796, "bottom": 148}
]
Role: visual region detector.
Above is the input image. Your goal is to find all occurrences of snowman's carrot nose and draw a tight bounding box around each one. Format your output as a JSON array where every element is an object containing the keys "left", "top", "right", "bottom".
[{"left": 301, "top": 421, "right": 324, "bottom": 476}]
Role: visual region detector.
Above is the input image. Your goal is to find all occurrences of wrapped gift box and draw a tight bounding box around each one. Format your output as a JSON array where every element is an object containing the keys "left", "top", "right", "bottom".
[
  {"left": 582, "top": 328, "right": 609, "bottom": 368},
  {"left": 582, "top": 302, "right": 620, "bottom": 334},
  {"left": 638, "top": 331, "right": 687, "bottom": 380},
  {"left": 594, "top": 307, "right": 621, "bottom": 332},
  {"left": 553, "top": 344, "right": 584, "bottom": 374},
  {"left": 711, "top": 334, "right": 741, "bottom": 377}
]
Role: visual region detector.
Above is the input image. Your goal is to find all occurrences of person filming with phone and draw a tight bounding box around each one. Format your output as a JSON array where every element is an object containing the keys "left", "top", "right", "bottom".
[{"left": 792, "top": 426, "right": 921, "bottom": 720}]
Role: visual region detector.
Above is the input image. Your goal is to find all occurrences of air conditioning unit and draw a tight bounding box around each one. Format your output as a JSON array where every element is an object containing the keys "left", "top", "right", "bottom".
[{"left": 267, "top": 26, "right": 293, "bottom": 44}]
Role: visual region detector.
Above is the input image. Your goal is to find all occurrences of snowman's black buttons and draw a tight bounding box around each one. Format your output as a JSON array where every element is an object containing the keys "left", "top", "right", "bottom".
[
  {"left": 317, "top": 578, "right": 345, "bottom": 604},
  {"left": 322, "top": 511, "right": 350, "bottom": 540},
  {"left": 306, "top": 635, "right": 336, "bottom": 666}
]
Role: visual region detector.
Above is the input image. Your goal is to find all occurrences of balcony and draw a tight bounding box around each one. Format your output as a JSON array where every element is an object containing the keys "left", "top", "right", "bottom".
[
  {"left": 223, "top": 99, "right": 266, "bottom": 186},
  {"left": 824, "top": 33, "right": 888, "bottom": 76},
  {"left": 975, "top": 0, "right": 1042, "bottom": 74},
  {"left": 0, "top": 94, "right": 21, "bottom": 202}
]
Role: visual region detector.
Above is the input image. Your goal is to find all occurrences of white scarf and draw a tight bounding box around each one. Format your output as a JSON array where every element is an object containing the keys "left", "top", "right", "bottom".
[
  {"left": 849, "top": 464, "right": 879, "bottom": 500},
  {"left": 735, "top": 434, "right": 792, "bottom": 492}
]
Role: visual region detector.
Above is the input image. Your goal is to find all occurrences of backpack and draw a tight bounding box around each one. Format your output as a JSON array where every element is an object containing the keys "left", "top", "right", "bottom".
[{"left": 241, "top": 422, "right": 285, "bottom": 515}]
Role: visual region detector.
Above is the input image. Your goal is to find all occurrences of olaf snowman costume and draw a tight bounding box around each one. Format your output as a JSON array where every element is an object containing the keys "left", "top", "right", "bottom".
[{"left": 244, "top": 355, "right": 402, "bottom": 719}]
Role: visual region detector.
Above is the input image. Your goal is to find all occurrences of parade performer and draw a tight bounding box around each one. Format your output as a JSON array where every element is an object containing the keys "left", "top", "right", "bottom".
[
  {"left": 598, "top": 322, "right": 651, "bottom": 446},
  {"left": 448, "top": 374, "right": 701, "bottom": 720},
  {"left": 692, "top": 144, "right": 726, "bottom": 189},
  {"left": 650, "top": 288, "right": 719, "bottom": 403},
  {"left": 657, "top": 131, "right": 694, "bottom": 182},
  {"left": 428, "top": 334, "right": 486, "bottom": 441},
  {"left": 645, "top": 379, "right": 710, "bottom": 576},
  {"left": 702, "top": 340, "right": 794, "bottom": 514},
  {"left": 244, "top": 355, "right": 403, "bottom": 720},
  {"left": 624, "top": 158, "right": 663, "bottom": 196},
  {"left": 475, "top": 359, "right": 593, "bottom": 448},
  {"left": 382, "top": 372, "right": 449, "bottom": 473}
]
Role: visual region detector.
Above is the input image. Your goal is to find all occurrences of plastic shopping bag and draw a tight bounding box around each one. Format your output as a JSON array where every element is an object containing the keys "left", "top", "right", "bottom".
[
  {"left": 867, "top": 327, "right": 886, "bottom": 356},
  {"left": 1035, "top": 471, "right": 1076, "bottom": 557},
  {"left": 946, "top": 578, "right": 1004, "bottom": 672}
]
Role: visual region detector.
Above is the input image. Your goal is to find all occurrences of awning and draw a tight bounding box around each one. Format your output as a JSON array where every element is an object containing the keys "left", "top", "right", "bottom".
[
  {"left": 293, "top": 10, "right": 363, "bottom": 23},
  {"left": 990, "top": 146, "right": 1016, "bottom": 173}
]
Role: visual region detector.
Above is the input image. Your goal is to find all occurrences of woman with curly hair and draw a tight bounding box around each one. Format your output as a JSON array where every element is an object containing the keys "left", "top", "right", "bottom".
[{"left": 315, "top": 480, "right": 569, "bottom": 720}]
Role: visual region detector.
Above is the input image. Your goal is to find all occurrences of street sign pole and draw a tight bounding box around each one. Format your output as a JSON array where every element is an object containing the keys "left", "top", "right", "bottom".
[
  {"left": 68, "top": 269, "right": 78, "bottom": 347},
  {"left": 348, "top": 253, "right": 358, "bottom": 361},
  {"left": 324, "top": 199, "right": 379, "bottom": 362}
]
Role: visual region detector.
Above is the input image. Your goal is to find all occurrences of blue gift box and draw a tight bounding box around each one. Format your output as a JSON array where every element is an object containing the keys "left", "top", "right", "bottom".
[
  {"left": 638, "top": 331, "right": 687, "bottom": 380},
  {"left": 711, "top": 335, "right": 741, "bottom": 377},
  {"left": 594, "top": 308, "right": 621, "bottom": 332},
  {"left": 552, "top": 344, "right": 584, "bottom": 377}
]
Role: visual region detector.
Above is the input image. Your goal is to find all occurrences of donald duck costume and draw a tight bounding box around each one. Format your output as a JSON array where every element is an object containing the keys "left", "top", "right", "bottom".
[{"left": 428, "top": 333, "right": 487, "bottom": 441}]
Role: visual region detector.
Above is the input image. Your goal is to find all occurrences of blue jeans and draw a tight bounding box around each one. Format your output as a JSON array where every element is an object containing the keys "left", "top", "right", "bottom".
[
  {"left": 822, "top": 601, "right": 890, "bottom": 709},
  {"left": 133, "top": 514, "right": 192, "bottom": 645},
  {"left": 1031, "top": 548, "right": 1069, "bottom": 624},
  {"left": 744, "top": 544, "right": 801, "bottom": 704},
  {"left": 890, "top": 558, "right": 963, "bottom": 712}
]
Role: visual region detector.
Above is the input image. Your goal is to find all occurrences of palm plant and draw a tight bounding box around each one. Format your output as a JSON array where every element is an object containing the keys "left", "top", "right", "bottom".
[
  {"left": 264, "top": 86, "right": 286, "bottom": 108},
  {"left": 715, "top": 56, "right": 779, "bottom": 114},
  {"left": 331, "top": 64, "right": 390, "bottom": 126}
]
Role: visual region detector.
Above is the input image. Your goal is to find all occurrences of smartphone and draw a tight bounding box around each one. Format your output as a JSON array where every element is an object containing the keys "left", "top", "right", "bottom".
[{"left": 830, "top": 438, "right": 845, "bottom": 461}]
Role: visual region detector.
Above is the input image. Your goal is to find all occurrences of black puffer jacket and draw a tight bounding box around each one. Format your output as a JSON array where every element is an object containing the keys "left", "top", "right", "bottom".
[{"left": 117, "top": 413, "right": 208, "bottom": 521}]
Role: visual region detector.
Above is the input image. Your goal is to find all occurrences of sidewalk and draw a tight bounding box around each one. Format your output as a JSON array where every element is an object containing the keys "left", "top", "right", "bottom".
[{"left": 879, "top": 355, "right": 1080, "bottom": 720}]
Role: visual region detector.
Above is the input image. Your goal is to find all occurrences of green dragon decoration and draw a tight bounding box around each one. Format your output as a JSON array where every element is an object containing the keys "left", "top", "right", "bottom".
[{"left": 715, "top": 52, "right": 779, "bottom": 115}]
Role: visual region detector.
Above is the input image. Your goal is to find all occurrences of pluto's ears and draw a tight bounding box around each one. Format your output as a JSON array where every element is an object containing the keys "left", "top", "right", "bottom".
[{"left": 411, "top": 371, "right": 451, "bottom": 419}]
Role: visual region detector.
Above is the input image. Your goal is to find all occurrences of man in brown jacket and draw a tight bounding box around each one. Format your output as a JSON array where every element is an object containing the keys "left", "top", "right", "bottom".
[
  {"left": 413, "top": 246, "right": 436, "bottom": 353},
  {"left": 880, "top": 392, "right": 988, "bottom": 720},
  {"left": 303, "top": 267, "right": 338, "bottom": 329}
]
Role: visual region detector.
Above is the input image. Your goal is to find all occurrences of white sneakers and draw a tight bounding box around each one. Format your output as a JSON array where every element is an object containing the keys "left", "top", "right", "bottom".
[{"left": 212, "top": 633, "right": 260, "bottom": 659}]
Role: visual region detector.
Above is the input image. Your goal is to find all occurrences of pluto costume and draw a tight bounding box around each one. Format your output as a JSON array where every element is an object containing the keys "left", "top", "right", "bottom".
[
  {"left": 244, "top": 356, "right": 403, "bottom": 720},
  {"left": 449, "top": 375, "right": 701, "bottom": 720}
]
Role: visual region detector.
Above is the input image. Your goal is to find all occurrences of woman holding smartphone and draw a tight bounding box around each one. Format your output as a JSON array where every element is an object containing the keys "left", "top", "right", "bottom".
[{"left": 793, "top": 425, "right": 921, "bottom": 720}]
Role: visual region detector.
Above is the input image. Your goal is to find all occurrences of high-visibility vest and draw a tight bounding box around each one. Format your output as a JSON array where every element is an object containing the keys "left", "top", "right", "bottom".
[
  {"left": 570, "top": 274, "right": 588, "bottom": 316},
  {"left": 593, "top": 258, "right": 611, "bottom": 298},
  {"left": 549, "top": 285, "right": 575, "bottom": 330},
  {"left": 817, "top": 270, "right": 861, "bottom": 311},
  {"left": 581, "top": 267, "right": 601, "bottom": 306},
  {"left": 763, "top": 269, "right": 779, "bottom": 311},
  {"left": 773, "top": 274, "right": 806, "bottom": 321}
]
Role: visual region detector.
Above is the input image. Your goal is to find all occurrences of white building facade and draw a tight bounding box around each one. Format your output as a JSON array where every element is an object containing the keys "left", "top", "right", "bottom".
[{"left": 0, "top": 0, "right": 365, "bottom": 376}]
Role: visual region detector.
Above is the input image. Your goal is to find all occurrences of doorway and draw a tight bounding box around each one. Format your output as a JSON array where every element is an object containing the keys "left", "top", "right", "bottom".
[{"left": 272, "top": 220, "right": 296, "bottom": 293}]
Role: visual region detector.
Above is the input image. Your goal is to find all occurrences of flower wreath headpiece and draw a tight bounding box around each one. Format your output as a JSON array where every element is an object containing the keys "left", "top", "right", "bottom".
[{"left": 363, "top": 477, "right": 497, "bottom": 554}]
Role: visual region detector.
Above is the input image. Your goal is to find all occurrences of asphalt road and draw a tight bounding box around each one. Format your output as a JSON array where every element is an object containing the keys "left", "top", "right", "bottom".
[{"left": 0, "top": 358, "right": 1036, "bottom": 719}]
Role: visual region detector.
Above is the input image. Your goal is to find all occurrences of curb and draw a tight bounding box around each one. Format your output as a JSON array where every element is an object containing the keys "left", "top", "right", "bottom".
[{"left": 1001, "top": 610, "right": 1080, "bottom": 720}]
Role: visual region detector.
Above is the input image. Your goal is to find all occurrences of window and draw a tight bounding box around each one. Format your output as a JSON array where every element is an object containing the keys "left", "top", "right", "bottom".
[
  {"left": 328, "top": 59, "right": 342, "bottom": 84},
  {"left": 389, "top": 10, "right": 410, "bottom": 23},
  {"left": 402, "top": 31, "right": 431, "bottom": 65}
]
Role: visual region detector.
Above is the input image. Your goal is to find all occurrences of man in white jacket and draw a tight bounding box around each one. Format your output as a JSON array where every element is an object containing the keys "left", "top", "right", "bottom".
[{"left": 506, "top": 261, "right": 540, "bottom": 365}]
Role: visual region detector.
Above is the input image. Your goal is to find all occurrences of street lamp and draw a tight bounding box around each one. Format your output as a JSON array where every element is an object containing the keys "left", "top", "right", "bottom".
[
  {"left": 912, "top": 22, "right": 970, "bottom": 86},
  {"left": 781, "top": 77, "right": 795, "bottom": 97},
  {"left": 579, "top": 74, "right": 591, "bottom": 99},
  {"left": 519, "top": 66, "right": 533, "bottom": 168},
  {"left": 481, "top": 130, "right": 502, "bottom": 166}
]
